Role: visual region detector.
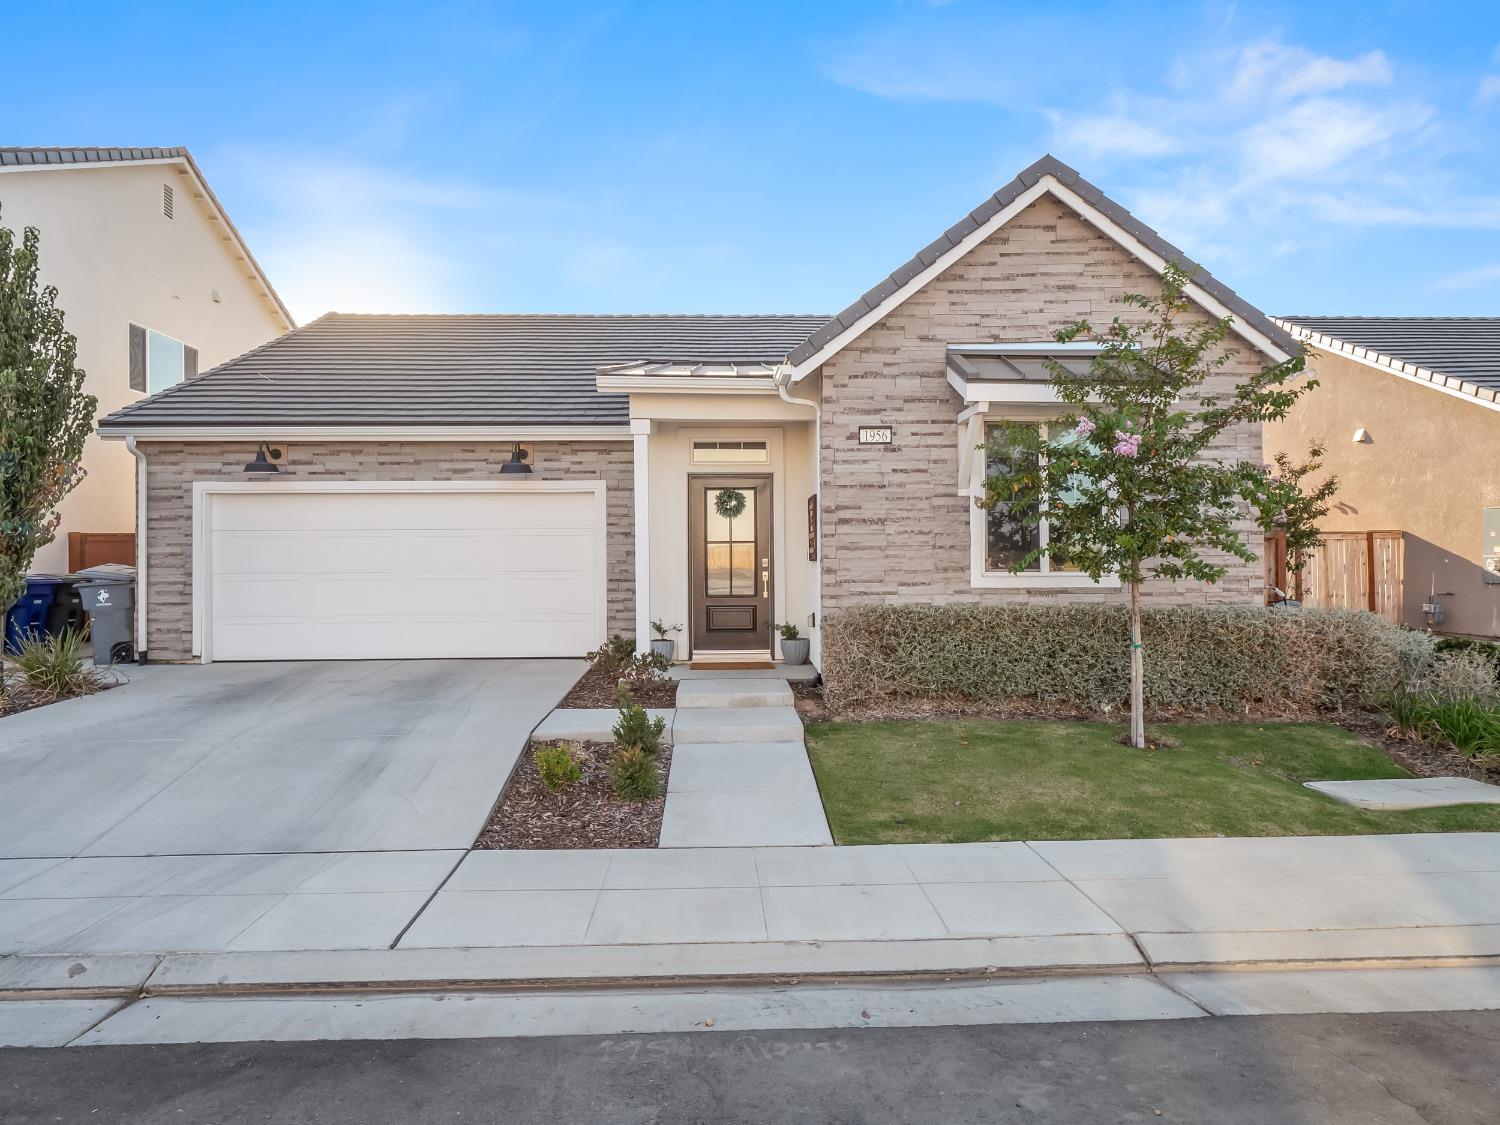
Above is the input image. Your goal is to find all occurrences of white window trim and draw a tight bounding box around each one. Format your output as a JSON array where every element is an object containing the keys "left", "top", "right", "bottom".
[
  {"left": 967, "top": 416, "right": 1120, "bottom": 590},
  {"left": 189, "top": 479, "right": 608, "bottom": 664}
]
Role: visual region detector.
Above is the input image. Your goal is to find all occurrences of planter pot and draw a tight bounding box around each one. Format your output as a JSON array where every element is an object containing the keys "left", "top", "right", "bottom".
[
  {"left": 780, "top": 637, "right": 811, "bottom": 666},
  {"left": 649, "top": 638, "right": 677, "bottom": 662}
]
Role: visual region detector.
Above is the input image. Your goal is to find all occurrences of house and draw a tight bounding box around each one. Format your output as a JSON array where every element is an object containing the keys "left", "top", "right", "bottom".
[
  {"left": 0, "top": 147, "right": 293, "bottom": 573},
  {"left": 95, "top": 155, "right": 1297, "bottom": 666},
  {"left": 1266, "top": 317, "right": 1500, "bottom": 640}
]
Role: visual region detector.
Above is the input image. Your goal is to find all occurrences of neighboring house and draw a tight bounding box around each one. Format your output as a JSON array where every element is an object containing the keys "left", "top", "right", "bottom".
[
  {"left": 96, "top": 155, "right": 1296, "bottom": 666},
  {"left": 1266, "top": 317, "right": 1500, "bottom": 640},
  {"left": 0, "top": 147, "right": 293, "bottom": 573}
]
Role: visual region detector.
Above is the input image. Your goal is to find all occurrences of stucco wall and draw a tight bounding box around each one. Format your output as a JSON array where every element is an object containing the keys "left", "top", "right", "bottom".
[
  {"left": 816, "top": 194, "right": 1270, "bottom": 613},
  {"left": 0, "top": 163, "right": 289, "bottom": 572},
  {"left": 137, "top": 441, "right": 634, "bottom": 661},
  {"left": 1265, "top": 350, "right": 1500, "bottom": 639}
]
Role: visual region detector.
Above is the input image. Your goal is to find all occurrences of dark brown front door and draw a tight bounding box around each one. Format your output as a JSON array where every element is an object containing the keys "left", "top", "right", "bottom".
[{"left": 689, "top": 476, "right": 773, "bottom": 653}]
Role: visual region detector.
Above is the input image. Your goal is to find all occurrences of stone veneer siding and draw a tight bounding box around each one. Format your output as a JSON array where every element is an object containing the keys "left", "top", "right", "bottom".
[
  {"left": 818, "top": 194, "right": 1269, "bottom": 612},
  {"left": 137, "top": 440, "right": 633, "bottom": 661}
]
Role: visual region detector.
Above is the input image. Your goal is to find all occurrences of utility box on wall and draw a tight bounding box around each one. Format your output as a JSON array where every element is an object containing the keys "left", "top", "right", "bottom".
[{"left": 1484, "top": 507, "right": 1500, "bottom": 584}]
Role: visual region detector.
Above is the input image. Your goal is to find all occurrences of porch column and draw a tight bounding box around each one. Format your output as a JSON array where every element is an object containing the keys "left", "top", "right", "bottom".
[{"left": 630, "top": 418, "right": 652, "bottom": 653}]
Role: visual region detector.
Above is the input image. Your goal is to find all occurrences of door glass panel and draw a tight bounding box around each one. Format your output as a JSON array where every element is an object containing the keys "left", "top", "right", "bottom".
[
  {"left": 706, "top": 542, "right": 732, "bottom": 596},
  {"left": 704, "top": 488, "right": 759, "bottom": 597}
]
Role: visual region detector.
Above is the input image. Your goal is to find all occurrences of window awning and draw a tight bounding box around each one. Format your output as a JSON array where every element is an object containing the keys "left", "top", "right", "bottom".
[{"left": 946, "top": 343, "right": 1103, "bottom": 406}]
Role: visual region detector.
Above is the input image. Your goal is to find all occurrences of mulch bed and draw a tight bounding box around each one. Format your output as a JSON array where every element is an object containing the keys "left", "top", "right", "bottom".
[
  {"left": 0, "top": 679, "right": 114, "bottom": 718},
  {"left": 790, "top": 677, "right": 830, "bottom": 723},
  {"left": 474, "top": 739, "right": 672, "bottom": 849},
  {"left": 1336, "top": 712, "right": 1500, "bottom": 785},
  {"left": 558, "top": 664, "right": 678, "bottom": 709}
]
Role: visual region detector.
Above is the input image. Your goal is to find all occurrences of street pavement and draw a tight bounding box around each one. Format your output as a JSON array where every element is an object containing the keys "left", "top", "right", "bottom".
[{"left": 3, "top": 1009, "right": 1496, "bottom": 1123}]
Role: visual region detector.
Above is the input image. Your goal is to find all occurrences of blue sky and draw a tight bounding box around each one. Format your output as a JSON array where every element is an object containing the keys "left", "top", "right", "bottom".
[{"left": 6, "top": 1, "right": 1499, "bottom": 322}]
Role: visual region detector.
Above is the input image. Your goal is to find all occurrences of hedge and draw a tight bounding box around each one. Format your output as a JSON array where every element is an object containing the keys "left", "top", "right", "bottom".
[{"left": 820, "top": 604, "right": 1434, "bottom": 716}]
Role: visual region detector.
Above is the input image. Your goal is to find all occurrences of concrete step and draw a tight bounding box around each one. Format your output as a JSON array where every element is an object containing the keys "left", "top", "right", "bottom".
[
  {"left": 674, "top": 678, "right": 794, "bottom": 710},
  {"left": 669, "top": 706, "right": 803, "bottom": 745}
]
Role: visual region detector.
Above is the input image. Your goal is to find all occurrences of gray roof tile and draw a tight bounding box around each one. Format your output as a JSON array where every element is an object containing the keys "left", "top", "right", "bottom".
[
  {"left": 785, "top": 154, "right": 1298, "bottom": 366},
  {"left": 1279, "top": 316, "right": 1500, "bottom": 396},
  {"left": 99, "top": 313, "right": 828, "bottom": 430}
]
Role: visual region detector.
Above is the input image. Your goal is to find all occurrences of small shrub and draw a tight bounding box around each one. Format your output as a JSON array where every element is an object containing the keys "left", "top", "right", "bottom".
[
  {"left": 1384, "top": 690, "right": 1500, "bottom": 760},
  {"left": 621, "top": 650, "right": 671, "bottom": 691},
  {"left": 613, "top": 685, "right": 667, "bottom": 755},
  {"left": 11, "top": 631, "right": 104, "bottom": 700},
  {"left": 1435, "top": 637, "right": 1500, "bottom": 687},
  {"left": 778, "top": 622, "right": 800, "bottom": 641},
  {"left": 609, "top": 745, "right": 659, "bottom": 801},
  {"left": 534, "top": 743, "right": 583, "bottom": 791},
  {"left": 1412, "top": 647, "right": 1500, "bottom": 702},
  {"left": 586, "top": 634, "right": 638, "bottom": 677}
]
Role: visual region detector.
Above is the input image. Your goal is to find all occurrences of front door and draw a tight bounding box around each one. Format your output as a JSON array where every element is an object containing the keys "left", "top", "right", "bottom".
[{"left": 689, "top": 476, "right": 773, "bottom": 654}]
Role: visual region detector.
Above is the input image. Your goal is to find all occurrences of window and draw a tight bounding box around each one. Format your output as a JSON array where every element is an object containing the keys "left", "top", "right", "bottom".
[
  {"left": 973, "top": 421, "right": 1111, "bottom": 587},
  {"left": 129, "top": 325, "right": 198, "bottom": 394},
  {"left": 691, "top": 440, "right": 769, "bottom": 465},
  {"left": 704, "top": 489, "right": 757, "bottom": 595}
]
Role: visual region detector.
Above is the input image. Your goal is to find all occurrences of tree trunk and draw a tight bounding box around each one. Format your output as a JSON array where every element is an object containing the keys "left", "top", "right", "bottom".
[{"left": 1128, "top": 579, "right": 1145, "bottom": 749}]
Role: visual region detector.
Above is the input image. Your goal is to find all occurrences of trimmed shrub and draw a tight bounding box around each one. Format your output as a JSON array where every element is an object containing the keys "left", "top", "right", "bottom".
[
  {"left": 1435, "top": 637, "right": 1500, "bottom": 687},
  {"left": 534, "top": 743, "right": 583, "bottom": 791},
  {"left": 613, "top": 685, "right": 667, "bottom": 755},
  {"left": 820, "top": 604, "right": 1435, "bottom": 716},
  {"left": 609, "top": 745, "right": 659, "bottom": 801},
  {"left": 1413, "top": 646, "right": 1500, "bottom": 702},
  {"left": 586, "top": 634, "right": 637, "bottom": 676}
]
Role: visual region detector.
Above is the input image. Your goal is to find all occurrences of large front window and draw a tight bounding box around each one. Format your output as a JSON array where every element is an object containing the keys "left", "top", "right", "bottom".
[{"left": 981, "top": 422, "right": 1087, "bottom": 579}]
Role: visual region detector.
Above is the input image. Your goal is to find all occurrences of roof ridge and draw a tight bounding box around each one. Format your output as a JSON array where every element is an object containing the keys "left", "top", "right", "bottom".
[{"left": 317, "top": 311, "right": 831, "bottom": 320}]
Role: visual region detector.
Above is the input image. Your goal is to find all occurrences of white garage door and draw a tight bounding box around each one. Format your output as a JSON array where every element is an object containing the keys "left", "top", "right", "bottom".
[{"left": 202, "top": 485, "right": 607, "bottom": 661}]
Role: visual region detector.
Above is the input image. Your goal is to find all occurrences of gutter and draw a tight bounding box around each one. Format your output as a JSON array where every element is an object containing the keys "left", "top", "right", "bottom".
[{"left": 124, "top": 437, "right": 148, "bottom": 662}]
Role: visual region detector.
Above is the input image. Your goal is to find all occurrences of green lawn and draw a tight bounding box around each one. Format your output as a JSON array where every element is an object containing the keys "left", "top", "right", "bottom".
[{"left": 804, "top": 719, "right": 1500, "bottom": 843}]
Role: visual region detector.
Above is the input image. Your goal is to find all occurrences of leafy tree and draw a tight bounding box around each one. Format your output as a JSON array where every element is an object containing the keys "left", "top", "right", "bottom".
[
  {"left": 0, "top": 210, "right": 97, "bottom": 627},
  {"left": 981, "top": 265, "right": 1313, "bottom": 748},
  {"left": 1258, "top": 443, "right": 1339, "bottom": 596}
]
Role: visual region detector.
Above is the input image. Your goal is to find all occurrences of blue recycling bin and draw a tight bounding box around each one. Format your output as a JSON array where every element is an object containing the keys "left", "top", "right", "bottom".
[{"left": 4, "top": 576, "right": 66, "bottom": 654}]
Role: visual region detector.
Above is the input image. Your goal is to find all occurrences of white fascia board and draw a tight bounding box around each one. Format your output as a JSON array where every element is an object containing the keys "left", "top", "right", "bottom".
[
  {"left": 789, "top": 175, "right": 1290, "bottom": 383},
  {"left": 947, "top": 368, "right": 1069, "bottom": 406},
  {"left": 596, "top": 375, "right": 780, "bottom": 395},
  {"left": 1273, "top": 319, "right": 1500, "bottom": 415},
  {"left": 99, "top": 425, "right": 633, "bottom": 442},
  {"left": 948, "top": 342, "right": 1104, "bottom": 354},
  {"left": 1043, "top": 179, "right": 1291, "bottom": 364},
  {"left": 787, "top": 180, "right": 1052, "bottom": 382}
]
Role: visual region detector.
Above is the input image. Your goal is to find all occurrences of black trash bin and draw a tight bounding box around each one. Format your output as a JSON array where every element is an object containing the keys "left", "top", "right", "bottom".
[{"left": 45, "top": 577, "right": 87, "bottom": 640}]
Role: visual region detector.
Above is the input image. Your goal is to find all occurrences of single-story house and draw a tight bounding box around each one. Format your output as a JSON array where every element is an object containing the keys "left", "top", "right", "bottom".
[
  {"left": 1266, "top": 317, "right": 1499, "bottom": 640},
  {"left": 98, "top": 155, "right": 1297, "bottom": 666}
]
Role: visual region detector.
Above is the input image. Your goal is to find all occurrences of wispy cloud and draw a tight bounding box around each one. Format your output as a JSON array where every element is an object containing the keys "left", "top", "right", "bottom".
[{"left": 1433, "top": 261, "right": 1500, "bottom": 289}]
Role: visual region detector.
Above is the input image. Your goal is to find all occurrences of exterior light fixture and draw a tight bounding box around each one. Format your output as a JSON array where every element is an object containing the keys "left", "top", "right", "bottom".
[
  {"left": 1352, "top": 428, "right": 1371, "bottom": 444},
  {"left": 243, "top": 442, "right": 282, "bottom": 474},
  {"left": 499, "top": 442, "right": 533, "bottom": 475}
]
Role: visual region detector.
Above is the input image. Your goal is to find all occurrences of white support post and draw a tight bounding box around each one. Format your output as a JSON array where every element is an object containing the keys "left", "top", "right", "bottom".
[{"left": 630, "top": 418, "right": 652, "bottom": 653}]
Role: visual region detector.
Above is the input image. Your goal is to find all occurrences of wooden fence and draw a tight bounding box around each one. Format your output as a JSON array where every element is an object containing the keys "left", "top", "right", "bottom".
[
  {"left": 1264, "top": 530, "right": 1403, "bottom": 625},
  {"left": 67, "top": 532, "right": 136, "bottom": 573}
]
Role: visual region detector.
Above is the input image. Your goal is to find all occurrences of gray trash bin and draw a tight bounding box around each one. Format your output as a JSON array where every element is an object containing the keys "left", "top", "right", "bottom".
[{"left": 75, "top": 564, "right": 136, "bottom": 665}]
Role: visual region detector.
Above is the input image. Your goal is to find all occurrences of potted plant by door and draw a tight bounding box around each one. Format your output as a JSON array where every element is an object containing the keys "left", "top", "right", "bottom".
[
  {"left": 778, "top": 622, "right": 810, "bottom": 666},
  {"left": 649, "top": 619, "right": 681, "bottom": 662}
]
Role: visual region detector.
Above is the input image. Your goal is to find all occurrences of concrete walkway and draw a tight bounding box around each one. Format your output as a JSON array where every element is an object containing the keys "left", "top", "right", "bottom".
[{"left": 658, "top": 677, "right": 833, "bottom": 848}]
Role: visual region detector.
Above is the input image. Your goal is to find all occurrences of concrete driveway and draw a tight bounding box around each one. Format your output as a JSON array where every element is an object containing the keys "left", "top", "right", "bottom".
[{"left": 0, "top": 659, "right": 583, "bottom": 859}]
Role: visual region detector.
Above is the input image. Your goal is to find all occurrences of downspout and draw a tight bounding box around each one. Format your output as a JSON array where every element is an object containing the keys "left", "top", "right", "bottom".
[
  {"left": 124, "top": 436, "right": 148, "bottom": 662},
  {"left": 773, "top": 364, "right": 822, "bottom": 662}
]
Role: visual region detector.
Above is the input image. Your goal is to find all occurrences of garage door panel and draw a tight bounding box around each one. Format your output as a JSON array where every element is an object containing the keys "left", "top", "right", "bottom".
[
  {"left": 204, "top": 488, "right": 606, "bottom": 661},
  {"left": 211, "top": 528, "right": 595, "bottom": 577},
  {"left": 212, "top": 491, "right": 596, "bottom": 533}
]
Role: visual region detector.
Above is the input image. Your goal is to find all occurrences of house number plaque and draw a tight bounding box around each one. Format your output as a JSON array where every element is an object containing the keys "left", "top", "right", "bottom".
[{"left": 858, "top": 426, "right": 893, "bottom": 444}]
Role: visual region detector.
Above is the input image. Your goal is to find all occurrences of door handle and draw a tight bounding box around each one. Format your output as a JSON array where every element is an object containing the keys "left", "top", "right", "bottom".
[{"left": 762, "top": 570, "right": 769, "bottom": 598}]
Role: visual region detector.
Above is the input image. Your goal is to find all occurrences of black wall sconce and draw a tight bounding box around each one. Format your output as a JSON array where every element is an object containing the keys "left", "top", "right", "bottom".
[
  {"left": 243, "top": 442, "right": 283, "bottom": 475},
  {"left": 499, "top": 442, "right": 533, "bottom": 474}
]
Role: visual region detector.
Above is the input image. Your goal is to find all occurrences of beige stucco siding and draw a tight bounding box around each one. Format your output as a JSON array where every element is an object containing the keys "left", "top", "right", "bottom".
[
  {"left": 137, "top": 441, "right": 633, "bottom": 661},
  {"left": 1266, "top": 351, "right": 1500, "bottom": 638},
  {"left": 0, "top": 163, "right": 289, "bottom": 572},
  {"left": 816, "top": 195, "right": 1270, "bottom": 612}
]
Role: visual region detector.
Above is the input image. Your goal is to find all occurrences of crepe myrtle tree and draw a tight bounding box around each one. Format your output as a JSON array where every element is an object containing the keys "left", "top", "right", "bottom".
[
  {"left": 0, "top": 210, "right": 96, "bottom": 633},
  {"left": 980, "top": 265, "right": 1313, "bottom": 748}
]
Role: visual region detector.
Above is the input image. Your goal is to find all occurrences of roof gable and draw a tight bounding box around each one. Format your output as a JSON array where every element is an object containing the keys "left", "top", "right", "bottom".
[
  {"left": 0, "top": 147, "right": 293, "bottom": 329},
  {"left": 786, "top": 155, "right": 1297, "bottom": 378}
]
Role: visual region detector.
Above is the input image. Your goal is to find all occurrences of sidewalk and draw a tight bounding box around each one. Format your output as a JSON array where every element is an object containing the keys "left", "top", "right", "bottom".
[{"left": 4, "top": 833, "right": 1500, "bottom": 999}]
